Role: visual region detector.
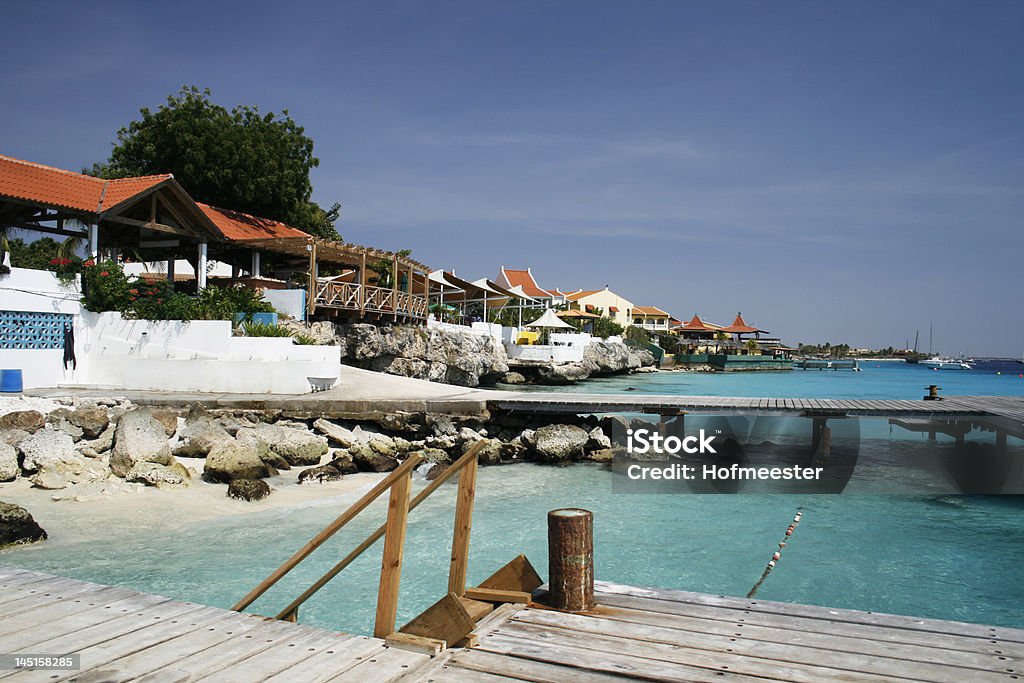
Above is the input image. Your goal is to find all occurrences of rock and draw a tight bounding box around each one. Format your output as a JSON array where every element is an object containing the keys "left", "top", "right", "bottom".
[
  {"left": 420, "top": 448, "right": 451, "bottom": 465},
  {"left": 0, "top": 410, "right": 45, "bottom": 433},
  {"left": 536, "top": 362, "right": 592, "bottom": 385},
  {"left": 369, "top": 437, "right": 397, "bottom": 457},
  {"left": 68, "top": 406, "right": 110, "bottom": 438},
  {"left": 586, "top": 427, "right": 612, "bottom": 451},
  {"left": 150, "top": 409, "right": 182, "bottom": 437},
  {"left": 350, "top": 444, "right": 399, "bottom": 472},
  {"left": 227, "top": 479, "right": 271, "bottom": 501},
  {"left": 502, "top": 371, "right": 527, "bottom": 384},
  {"left": 259, "top": 451, "right": 292, "bottom": 471},
  {"left": 30, "top": 470, "right": 68, "bottom": 490},
  {"left": 204, "top": 440, "right": 269, "bottom": 482},
  {"left": 314, "top": 419, "right": 357, "bottom": 448},
  {"left": 0, "top": 442, "right": 18, "bottom": 482},
  {"left": 0, "top": 502, "right": 47, "bottom": 546},
  {"left": 425, "top": 434, "right": 457, "bottom": 450},
  {"left": 19, "top": 428, "right": 77, "bottom": 472},
  {"left": 583, "top": 448, "right": 615, "bottom": 463},
  {"left": 531, "top": 424, "right": 590, "bottom": 462},
  {"left": 253, "top": 424, "right": 328, "bottom": 466},
  {"left": 335, "top": 323, "right": 509, "bottom": 387},
  {"left": 458, "top": 427, "right": 484, "bottom": 444},
  {"left": 429, "top": 415, "right": 457, "bottom": 437},
  {"left": 0, "top": 429, "right": 29, "bottom": 448},
  {"left": 425, "top": 463, "right": 448, "bottom": 481},
  {"left": 174, "top": 407, "right": 232, "bottom": 457},
  {"left": 298, "top": 463, "right": 346, "bottom": 484},
  {"left": 499, "top": 440, "right": 527, "bottom": 462},
  {"left": 49, "top": 417, "right": 84, "bottom": 442},
  {"left": 76, "top": 424, "right": 115, "bottom": 458},
  {"left": 473, "top": 439, "right": 503, "bottom": 466},
  {"left": 110, "top": 409, "right": 173, "bottom": 478},
  {"left": 126, "top": 461, "right": 191, "bottom": 487},
  {"left": 331, "top": 451, "right": 360, "bottom": 474},
  {"left": 519, "top": 429, "right": 537, "bottom": 448}
]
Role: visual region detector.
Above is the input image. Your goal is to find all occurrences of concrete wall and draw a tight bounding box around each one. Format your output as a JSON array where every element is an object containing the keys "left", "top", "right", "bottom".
[
  {"left": 0, "top": 268, "right": 83, "bottom": 389},
  {"left": 1, "top": 267, "right": 339, "bottom": 394}
]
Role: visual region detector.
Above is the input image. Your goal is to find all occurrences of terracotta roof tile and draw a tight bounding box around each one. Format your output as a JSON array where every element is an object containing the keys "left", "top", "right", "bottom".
[
  {"left": 565, "top": 289, "right": 601, "bottom": 301},
  {"left": 721, "top": 313, "right": 764, "bottom": 334},
  {"left": 501, "top": 268, "right": 554, "bottom": 298},
  {"left": 634, "top": 306, "right": 670, "bottom": 317},
  {"left": 197, "top": 203, "right": 308, "bottom": 241},
  {"left": 0, "top": 154, "right": 171, "bottom": 214}
]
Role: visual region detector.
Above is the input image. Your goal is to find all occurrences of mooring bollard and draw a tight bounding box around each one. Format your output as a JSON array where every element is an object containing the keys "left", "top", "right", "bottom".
[
  {"left": 924, "top": 385, "right": 942, "bottom": 401},
  {"left": 547, "top": 508, "right": 595, "bottom": 612}
]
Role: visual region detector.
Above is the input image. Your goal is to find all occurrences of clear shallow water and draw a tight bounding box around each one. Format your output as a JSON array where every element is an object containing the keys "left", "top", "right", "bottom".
[{"left": 2, "top": 361, "right": 1023, "bottom": 635}]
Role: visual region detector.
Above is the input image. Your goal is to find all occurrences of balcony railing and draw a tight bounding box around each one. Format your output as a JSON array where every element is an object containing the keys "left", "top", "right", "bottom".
[{"left": 313, "top": 281, "right": 428, "bottom": 320}]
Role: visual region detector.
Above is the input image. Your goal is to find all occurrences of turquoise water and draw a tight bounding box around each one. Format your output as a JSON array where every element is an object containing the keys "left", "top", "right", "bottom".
[{"left": 2, "top": 362, "right": 1023, "bottom": 635}]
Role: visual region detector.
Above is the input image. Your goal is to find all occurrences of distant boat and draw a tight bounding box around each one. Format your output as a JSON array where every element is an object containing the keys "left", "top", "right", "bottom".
[{"left": 922, "top": 356, "right": 974, "bottom": 370}]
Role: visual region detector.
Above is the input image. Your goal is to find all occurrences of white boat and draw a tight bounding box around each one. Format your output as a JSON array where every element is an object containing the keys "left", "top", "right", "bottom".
[{"left": 922, "top": 356, "right": 974, "bottom": 370}]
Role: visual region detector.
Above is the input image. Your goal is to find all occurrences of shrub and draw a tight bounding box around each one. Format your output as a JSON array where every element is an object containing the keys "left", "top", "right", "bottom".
[
  {"left": 292, "top": 333, "right": 318, "bottom": 345},
  {"left": 241, "top": 321, "right": 295, "bottom": 337},
  {"left": 193, "top": 284, "right": 275, "bottom": 320},
  {"left": 82, "top": 260, "right": 131, "bottom": 312},
  {"left": 624, "top": 325, "right": 651, "bottom": 347}
]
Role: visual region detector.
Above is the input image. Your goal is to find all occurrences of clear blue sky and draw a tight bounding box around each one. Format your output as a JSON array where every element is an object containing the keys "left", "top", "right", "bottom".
[{"left": 2, "top": 1, "right": 1021, "bottom": 355}]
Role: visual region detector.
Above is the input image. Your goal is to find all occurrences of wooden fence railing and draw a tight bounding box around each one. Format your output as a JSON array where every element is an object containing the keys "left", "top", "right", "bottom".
[
  {"left": 232, "top": 442, "right": 482, "bottom": 639},
  {"left": 313, "top": 281, "right": 428, "bottom": 320}
]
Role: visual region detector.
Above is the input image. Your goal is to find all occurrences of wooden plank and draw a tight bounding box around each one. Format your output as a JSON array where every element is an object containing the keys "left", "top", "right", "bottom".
[
  {"left": 448, "top": 453, "right": 478, "bottom": 597},
  {"left": 262, "top": 636, "right": 390, "bottom": 683},
  {"left": 0, "top": 586, "right": 144, "bottom": 633},
  {"left": 476, "top": 630, "right": 777, "bottom": 683},
  {"left": 478, "top": 554, "right": 543, "bottom": 594},
  {"left": 444, "top": 648, "right": 632, "bottom": 683},
  {"left": 465, "top": 588, "right": 533, "bottom": 604},
  {"left": 374, "top": 470, "right": 412, "bottom": 638},
  {"left": 400, "top": 592, "right": 474, "bottom": 646},
  {"left": 326, "top": 645, "right": 433, "bottom": 682},
  {"left": 386, "top": 631, "right": 445, "bottom": 656},
  {"left": 559, "top": 601, "right": 1019, "bottom": 672},
  {"left": 593, "top": 591, "right": 1024, "bottom": 656},
  {"left": 0, "top": 578, "right": 127, "bottom": 613},
  {"left": 513, "top": 607, "right": 1012, "bottom": 683},
  {"left": 417, "top": 664, "right": 525, "bottom": 682},
  {"left": 193, "top": 629, "right": 351, "bottom": 682},
  {"left": 595, "top": 581, "right": 1024, "bottom": 643},
  {"left": 459, "top": 597, "right": 494, "bottom": 623}
]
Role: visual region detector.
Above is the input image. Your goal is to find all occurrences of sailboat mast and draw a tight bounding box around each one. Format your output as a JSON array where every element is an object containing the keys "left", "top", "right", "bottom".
[{"left": 929, "top": 322, "right": 933, "bottom": 356}]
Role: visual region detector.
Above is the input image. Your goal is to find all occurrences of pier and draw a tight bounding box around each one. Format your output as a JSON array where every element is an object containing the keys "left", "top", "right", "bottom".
[{"left": 3, "top": 567, "right": 1023, "bottom": 681}]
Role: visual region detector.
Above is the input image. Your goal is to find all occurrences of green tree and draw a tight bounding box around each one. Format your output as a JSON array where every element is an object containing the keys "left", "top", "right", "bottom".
[
  {"left": 90, "top": 86, "right": 340, "bottom": 240},
  {"left": 368, "top": 250, "right": 413, "bottom": 289}
]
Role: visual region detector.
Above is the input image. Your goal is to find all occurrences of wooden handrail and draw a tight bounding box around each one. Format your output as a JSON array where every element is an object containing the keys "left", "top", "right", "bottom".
[
  {"left": 272, "top": 442, "right": 485, "bottom": 621},
  {"left": 232, "top": 453, "right": 424, "bottom": 612}
]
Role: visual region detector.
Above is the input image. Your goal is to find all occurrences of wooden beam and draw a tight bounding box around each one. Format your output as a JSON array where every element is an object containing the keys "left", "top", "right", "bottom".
[
  {"left": 399, "top": 592, "right": 474, "bottom": 647},
  {"left": 359, "top": 251, "right": 367, "bottom": 317},
  {"left": 101, "top": 215, "right": 189, "bottom": 236},
  {"left": 307, "top": 240, "right": 317, "bottom": 317},
  {"left": 464, "top": 588, "right": 532, "bottom": 604},
  {"left": 385, "top": 632, "right": 445, "bottom": 656},
  {"left": 447, "top": 454, "right": 477, "bottom": 597},
  {"left": 478, "top": 554, "right": 543, "bottom": 594},
  {"left": 374, "top": 470, "right": 412, "bottom": 638}
]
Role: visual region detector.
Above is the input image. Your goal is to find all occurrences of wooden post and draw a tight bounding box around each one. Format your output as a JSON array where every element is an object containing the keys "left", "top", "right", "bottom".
[
  {"left": 547, "top": 508, "right": 595, "bottom": 612},
  {"left": 374, "top": 470, "right": 412, "bottom": 638},
  {"left": 447, "top": 454, "right": 478, "bottom": 597},
  {"left": 359, "top": 251, "right": 367, "bottom": 318},
  {"left": 392, "top": 258, "right": 399, "bottom": 321},
  {"left": 306, "top": 241, "right": 317, "bottom": 318}
]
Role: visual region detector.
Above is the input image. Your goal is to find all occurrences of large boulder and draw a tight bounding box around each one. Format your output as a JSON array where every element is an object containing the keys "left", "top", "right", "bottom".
[
  {"left": 253, "top": 424, "right": 328, "bottom": 466},
  {"left": 19, "top": 427, "right": 77, "bottom": 473},
  {"left": 76, "top": 424, "right": 115, "bottom": 459},
  {"left": 298, "top": 462, "right": 346, "bottom": 484},
  {"left": 0, "top": 410, "right": 45, "bottom": 433},
  {"left": 531, "top": 424, "right": 590, "bottom": 462},
  {"left": 204, "top": 440, "right": 269, "bottom": 482},
  {"left": 0, "top": 502, "right": 47, "bottom": 547},
  {"left": 535, "top": 362, "right": 593, "bottom": 385},
  {"left": 110, "top": 409, "right": 172, "bottom": 477},
  {"left": 126, "top": 461, "right": 191, "bottom": 488},
  {"left": 68, "top": 406, "right": 110, "bottom": 439},
  {"left": 0, "top": 442, "right": 19, "bottom": 482},
  {"left": 350, "top": 443, "right": 398, "bottom": 472},
  {"left": 173, "top": 407, "right": 232, "bottom": 457},
  {"left": 313, "top": 419, "right": 357, "bottom": 448},
  {"left": 227, "top": 479, "right": 271, "bottom": 501}
]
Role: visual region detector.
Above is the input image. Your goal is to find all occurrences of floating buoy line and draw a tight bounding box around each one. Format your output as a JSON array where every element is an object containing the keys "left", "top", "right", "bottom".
[{"left": 746, "top": 507, "right": 803, "bottom": 598}]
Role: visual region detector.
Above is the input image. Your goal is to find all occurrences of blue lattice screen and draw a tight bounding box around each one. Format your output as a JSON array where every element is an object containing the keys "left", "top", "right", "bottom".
[{"left": 0, "top": 311, "right": 73, "bottom": 350}]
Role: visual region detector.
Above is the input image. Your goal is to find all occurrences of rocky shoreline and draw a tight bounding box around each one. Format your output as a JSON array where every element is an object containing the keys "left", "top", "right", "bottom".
[
  {"left": 292, "top": 321, "right": 657, "bottom": 387},
  {"left": 0, "top": 395, "right": 623, "bottom": 545}
]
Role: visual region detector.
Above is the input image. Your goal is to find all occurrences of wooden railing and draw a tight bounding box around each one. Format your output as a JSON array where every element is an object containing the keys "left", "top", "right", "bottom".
[
  {"left": 313, "top": 281, "right": 428, "bottom": 320},
  {"left": 232, "top": 442, "right": 482, "bottom": 639}
]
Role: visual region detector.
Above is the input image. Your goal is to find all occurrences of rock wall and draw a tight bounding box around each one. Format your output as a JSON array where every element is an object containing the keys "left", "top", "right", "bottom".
[
  {"left": 507, "top": 340, "right": 657, "bottom": 385},
  {"left": 334, "top": 324, "right": 509, "bottom": 387}
]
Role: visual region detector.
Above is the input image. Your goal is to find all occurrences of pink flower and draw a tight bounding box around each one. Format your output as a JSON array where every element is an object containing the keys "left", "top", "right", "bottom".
[{"left": 99, "top": 271, "right": 109, "bottom": 277}]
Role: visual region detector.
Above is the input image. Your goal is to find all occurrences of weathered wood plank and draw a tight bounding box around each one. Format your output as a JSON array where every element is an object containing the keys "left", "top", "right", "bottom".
[
  {"left": 400, "top": 592, "right": 474, "bottom": 647},
  {"left": 465, "top": 588, "right": 533, "bottom": 605},
  {"left": 478, "top": 554, "right": 543, "bottom": 594},
  {"left": 262, "top": 636, "right": 389, "bottom": 683},
  {"left": 375, "top": 470, "right": 412, "bottom": 638},
  {"left": 192, "top": 629, "right": 351, "bottom": 682},
  {"left": 443, "top": 648, "right": 631, "bottom": 683},
  {"left": 325, "top": 644, "right": 432, "bottom": 682}
]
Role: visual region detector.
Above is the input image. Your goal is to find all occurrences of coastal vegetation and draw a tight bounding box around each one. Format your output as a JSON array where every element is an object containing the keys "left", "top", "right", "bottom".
[{"left": 86, "top": 86, "right": 341, "bottom": 240}]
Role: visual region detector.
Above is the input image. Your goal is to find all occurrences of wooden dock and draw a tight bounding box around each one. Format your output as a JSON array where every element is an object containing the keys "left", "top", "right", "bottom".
[{"left": 3, "top": 568, "right": 1022, "bottom": 682}]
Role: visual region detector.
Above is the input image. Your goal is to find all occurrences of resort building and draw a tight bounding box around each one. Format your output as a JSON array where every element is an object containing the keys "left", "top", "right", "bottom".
[
  {"left": 496, "top": 267, "right": 566, "bottom": 306},
  {"left": 632, "top": 306, "right": 672, "bottom": 332},
  {"left": 0, "top": 154, "right": 431, "bottom": 324},
  {"left": 561, "top": 286, "right": 634, "bottom": 327}
]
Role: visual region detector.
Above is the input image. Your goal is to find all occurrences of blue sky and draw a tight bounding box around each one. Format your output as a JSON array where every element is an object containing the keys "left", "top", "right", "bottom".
[{"left": 2, "top": 1, "right": 1022, "bottom": 355}]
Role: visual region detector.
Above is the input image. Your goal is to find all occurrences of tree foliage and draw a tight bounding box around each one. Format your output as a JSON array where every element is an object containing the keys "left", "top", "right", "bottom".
[{"left": 90, "top": 86, "right": 340, "bottom": 240}]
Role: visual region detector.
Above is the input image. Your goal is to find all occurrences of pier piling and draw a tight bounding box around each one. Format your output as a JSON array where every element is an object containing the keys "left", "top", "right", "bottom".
[{"left": 547, "top": 508, "right": 595, "bottom": 612}]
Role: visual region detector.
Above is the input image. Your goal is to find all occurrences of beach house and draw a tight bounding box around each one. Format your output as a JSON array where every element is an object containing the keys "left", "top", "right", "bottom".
[
  {"left": 632, "top": 306, "right": 672, "bottom": 332},
  {"left": 560, "top": 287, "right": 634, "bottom": 327}
]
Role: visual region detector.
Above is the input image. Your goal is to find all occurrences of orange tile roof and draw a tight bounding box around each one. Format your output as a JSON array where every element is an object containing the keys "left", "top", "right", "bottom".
[
  {"left": 197, "top": 203, "right": 308, "bottom": 241},
  {"left": 501, "top": 268, "right": 554, "bottom": 298},
  {"left": 565, "top": 289, "right": 601, "bottom": 301},
  {"left": 721, "top": 313, "right": 765, "bottom": 334},
  {"left": 634, "top": 306, "right": 670, "bottom": 317},
  {"left": 0, "top": 154, "right": 169, "bottom": 214}
]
